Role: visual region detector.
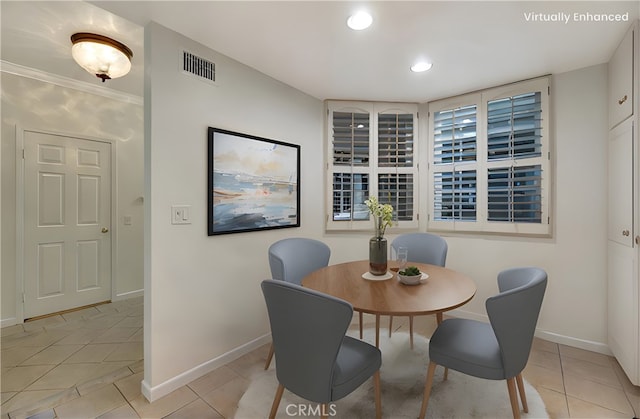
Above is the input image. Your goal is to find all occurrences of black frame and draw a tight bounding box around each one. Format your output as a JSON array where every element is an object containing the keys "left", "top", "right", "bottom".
[{"left": 207, "top": 127, "right": 300, "bottom": 235}]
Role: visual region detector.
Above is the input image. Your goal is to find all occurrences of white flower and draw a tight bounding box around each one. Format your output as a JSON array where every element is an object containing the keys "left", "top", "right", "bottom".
[{"left": 364, "top": 196, "right": 394, "bottom": 236}]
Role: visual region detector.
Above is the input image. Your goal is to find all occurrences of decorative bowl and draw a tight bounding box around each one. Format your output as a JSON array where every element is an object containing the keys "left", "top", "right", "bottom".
[
  {"left": 397, "top": 266, "right": 427, "bottom": 285},
  {"left": 398, "top": 273, "right": 424, "bottom": 285}
]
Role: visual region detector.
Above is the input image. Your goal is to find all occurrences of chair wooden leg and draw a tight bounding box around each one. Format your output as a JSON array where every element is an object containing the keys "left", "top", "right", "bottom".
[
  {"left": 431, "top": 313, "right": 448, "bottom": 378},
  {"left": 373, "top": 370, "right": 382, "bottom": 419},
  {"left": 506, "top": 377, "right": 521, "bottom": 419},
  {"left": 269, "top": 383, "right": 285, "bottom": 419},
  {"left": 419, "top": 361, "right": 437, "bottom": 419},
  {"left": 375, "top": 314, "right": 380, "bottom": 347},
  {"left": 388, "top": 315, "right": 394, "bottom": 337},
  {"left": 409, "top": 315, "right": 414, "bottom": 349},
  {"left": 264, "top": 343, "right": 274, "bottom": 370},
  {"left": 516, "top": 373, "right": 528, "bottom": 413},
  {"left": 359, "top": 311, "right": 363, "bottom": 339}
]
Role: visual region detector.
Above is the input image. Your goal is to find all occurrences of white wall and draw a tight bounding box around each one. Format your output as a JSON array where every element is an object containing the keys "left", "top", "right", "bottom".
[
  {"left": 144, "top": 18, "right": 610, "bottom": 400},
  {"left": 143, "top": 22, "right": 325, "bottom": 400},
  {"left": 1, "top": 72, "right": 144, "bottom": 324}
]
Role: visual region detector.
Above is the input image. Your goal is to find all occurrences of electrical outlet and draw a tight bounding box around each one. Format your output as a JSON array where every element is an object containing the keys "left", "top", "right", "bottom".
[{"left": 171, "top": 205, "right": 191, "bottom": 225}]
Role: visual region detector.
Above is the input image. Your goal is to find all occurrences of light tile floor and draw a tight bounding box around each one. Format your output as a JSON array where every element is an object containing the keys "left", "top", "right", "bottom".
[{"left": 1, "top": 298, "right": 639, "bottom": 418}]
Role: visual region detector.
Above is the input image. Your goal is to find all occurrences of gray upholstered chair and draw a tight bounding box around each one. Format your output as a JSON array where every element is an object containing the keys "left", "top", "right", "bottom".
[
  {"left": 261, "top": 279, "right": 382, "bottom": 419},
  {"left": 264, "top": 238, "right": 331, "bottom": 369},
  {"left": 419, "top": 267, "right": 547, "bottom": 419},
  {"left": 386, "top": 233, "right": 448, "bottom": 348}
]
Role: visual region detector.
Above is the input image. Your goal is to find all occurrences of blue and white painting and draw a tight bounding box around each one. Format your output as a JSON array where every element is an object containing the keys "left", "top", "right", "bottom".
[{"left": 208, "top": 128, "right": 300, "bottom": 235}]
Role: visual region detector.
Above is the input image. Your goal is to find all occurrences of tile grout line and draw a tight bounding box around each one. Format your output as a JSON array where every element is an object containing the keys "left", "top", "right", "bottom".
[{"left": 557, "top": 343, "right": 572, "bottom": 417}]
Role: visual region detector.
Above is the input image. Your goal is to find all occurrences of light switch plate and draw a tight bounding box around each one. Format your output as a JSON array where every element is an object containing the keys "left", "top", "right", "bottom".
[{"left": 171, "top": 205, "right": 191, "bottom": 224}]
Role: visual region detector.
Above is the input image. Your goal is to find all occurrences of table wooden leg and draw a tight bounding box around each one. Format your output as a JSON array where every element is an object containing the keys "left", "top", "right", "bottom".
[
  {"left": 409, "top": 315, "right": 414, "bottom": 349},
  {"left": 375, "top": 314, "right": 380, "bottom": 347},
  {"left": 359, "top": 311, "right": 363, "bottom": 339}
]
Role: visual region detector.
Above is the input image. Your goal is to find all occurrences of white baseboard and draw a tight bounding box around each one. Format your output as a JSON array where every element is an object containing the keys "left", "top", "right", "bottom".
[
  {"left": 114, "top": 289, "right": 144, "bottom": 300},
  {"left": 534, "top": 330, "right": 612, "bottom": 356},
  {"left": 448, "top": 308, "right": 612, "bottom": 356},
  {"left": 140, "top": 333, "right": 271, "bottom": 402},
  {"left": 1, "top": 317, "right": 18, "bottom": 328}
]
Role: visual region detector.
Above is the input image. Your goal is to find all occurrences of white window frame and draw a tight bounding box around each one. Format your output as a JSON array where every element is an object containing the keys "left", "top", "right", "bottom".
[
  {"left": 325, "top": 101, "right": 419, "bottom": 232},
  {"left": 427, "top": 77, "right": 551, "bottom": 236}
]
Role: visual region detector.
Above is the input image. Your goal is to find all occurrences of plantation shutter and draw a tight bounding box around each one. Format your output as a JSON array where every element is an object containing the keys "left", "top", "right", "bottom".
[
  {"left": 377, "top": 112, "right": 415, "bottom": 221},
  {"left": 428, "top": 76, "right": 550, "bottom": 236},
  {"left": 332, "top": 112, "right": 370, "bottom": 166},
  {"left": 487, "top": 92, "right": 542, "bottom": 160},
  {"left": 433, "top": 170, "right": 477, "bottom": 221},
  {"left": 432, "top": 104, "right": 477, "bottom": 222},
  {"left": 331, "top": 110, "right": 370, "bottom": 221},
  {"left": 326, "top": 101, "right": 419, "bottom": 231},
  {"left": 433, "top": 105, "right": 477, "bottom": 164},
  {"left": 486, "top": 90, "right": 544, "bottom": 224},
  {"left": 488, "top": 165, "right": 542, "bottom": 223}
]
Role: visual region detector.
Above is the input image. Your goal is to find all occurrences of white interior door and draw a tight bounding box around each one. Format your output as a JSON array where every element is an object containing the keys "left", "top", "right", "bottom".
[{"left": 23, "top": 131, "right": 112, "bottom": 319}]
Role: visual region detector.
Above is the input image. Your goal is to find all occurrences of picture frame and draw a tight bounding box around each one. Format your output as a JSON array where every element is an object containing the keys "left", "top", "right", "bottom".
[{"left": 208, "top": 127, "right": 300, "bottom": 235}]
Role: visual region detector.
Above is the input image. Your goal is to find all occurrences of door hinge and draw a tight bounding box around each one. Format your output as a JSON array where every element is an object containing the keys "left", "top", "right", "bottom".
[
  {"left": 22, "top": 149, "right": 25, "bottom": 159},
  {"left": 22, "top": 293, "right": 25, "bottom": 303}
]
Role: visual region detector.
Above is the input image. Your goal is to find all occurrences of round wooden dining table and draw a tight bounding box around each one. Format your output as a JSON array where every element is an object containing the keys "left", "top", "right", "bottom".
[{"left": 301, "top": 260, "right": 476, "bottom": 347}]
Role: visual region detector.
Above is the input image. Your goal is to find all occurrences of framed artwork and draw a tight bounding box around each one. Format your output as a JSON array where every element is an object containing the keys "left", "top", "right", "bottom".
[{"left": 208, "top": 127, "right": 300, "bottom": 235}]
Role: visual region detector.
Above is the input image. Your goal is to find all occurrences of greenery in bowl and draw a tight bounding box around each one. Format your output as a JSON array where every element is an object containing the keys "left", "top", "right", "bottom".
[{"left": 399, "top": 266, "right": 421, "bottom": 276}]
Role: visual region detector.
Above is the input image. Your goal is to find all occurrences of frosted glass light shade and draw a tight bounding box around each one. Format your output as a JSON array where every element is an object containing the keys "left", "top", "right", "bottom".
[{"left": 71, "top": 33, "right": 133, "bottom": 82}]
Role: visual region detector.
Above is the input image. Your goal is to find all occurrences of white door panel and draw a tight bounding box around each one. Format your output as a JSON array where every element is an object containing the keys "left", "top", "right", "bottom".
[
  {"left": 608, "top": 241, "right": 639, "bottom": 384},
  {"left": 23, "top": 131, "right": 111, "bottom": 319},
  {"left": 608, "top": 119, "right": 634, "bottom": 247}
]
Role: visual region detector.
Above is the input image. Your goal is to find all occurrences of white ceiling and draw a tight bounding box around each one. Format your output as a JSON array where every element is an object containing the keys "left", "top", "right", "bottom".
[{"left": 2, "top": 1, "right": 639, "bottom": 102}]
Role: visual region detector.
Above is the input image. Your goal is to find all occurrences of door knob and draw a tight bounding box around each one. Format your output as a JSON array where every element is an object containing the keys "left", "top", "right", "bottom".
[
  {"left": 618, "top": 95, "right": 628, "bottom": 105},
  {"left": 622, "top": 230, "right": 630, "bottom": 237},
  {"left": 101, "top": 227, "right": 109, "bottom": 233},
  {"left": 636, "top": 236, "right": 640, "bottom": 245}
]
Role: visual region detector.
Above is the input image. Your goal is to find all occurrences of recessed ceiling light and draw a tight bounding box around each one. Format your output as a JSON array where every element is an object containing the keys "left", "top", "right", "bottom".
[
  {"left": 347, "top": 11, "right": 373, "bottom": 30},
  {"left": 410, "top": 61, "right": 433, "bottom": 73}
]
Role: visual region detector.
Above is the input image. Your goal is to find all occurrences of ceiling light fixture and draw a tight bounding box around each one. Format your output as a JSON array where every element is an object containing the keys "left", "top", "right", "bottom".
[
  {"left": 70, "top": 32, "right": 133, "bottom": 82},
  {"left": 410, "top": 61, "right": 433, "bottom": 73},
  {"left": 347, "top": 11, "right": 373, "bottom": 30}
]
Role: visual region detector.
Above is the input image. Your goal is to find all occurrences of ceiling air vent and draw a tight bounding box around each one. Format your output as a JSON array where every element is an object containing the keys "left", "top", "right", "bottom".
[{"left": 182, "top": 50, "right": 215, "bottom": 84}]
